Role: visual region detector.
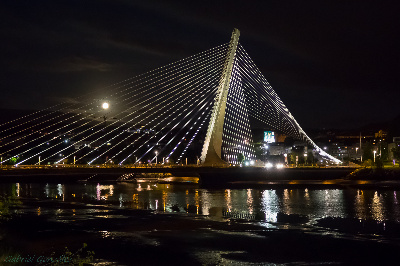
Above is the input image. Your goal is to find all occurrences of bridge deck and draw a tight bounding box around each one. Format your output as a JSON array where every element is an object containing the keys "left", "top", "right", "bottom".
[{"left": 0, "top": 166, "right": 356, "bottom": 184}]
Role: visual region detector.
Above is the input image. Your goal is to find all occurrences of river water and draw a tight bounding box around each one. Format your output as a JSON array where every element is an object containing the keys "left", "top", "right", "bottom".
[
  {"left": 1, "top": 177, "right": 400, "bottom": 264},
  {"left": 2, "top": 179, "right": 400, "bottom": 223}
]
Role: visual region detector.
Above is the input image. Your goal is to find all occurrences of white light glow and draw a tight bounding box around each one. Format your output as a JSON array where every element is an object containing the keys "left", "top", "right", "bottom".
[{"left": 265, "top": 162, "right": 273, "bottom": 168}]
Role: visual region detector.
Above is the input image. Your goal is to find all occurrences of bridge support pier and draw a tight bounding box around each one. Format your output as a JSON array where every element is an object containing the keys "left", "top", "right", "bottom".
[{"left": 200, "top": 28, "right": 240, "bottom": 166}]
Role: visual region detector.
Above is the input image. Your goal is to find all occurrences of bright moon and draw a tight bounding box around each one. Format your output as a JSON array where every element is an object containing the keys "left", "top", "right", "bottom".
[{"left": 102, "top": 102, "right": 109, "bottom": 109}]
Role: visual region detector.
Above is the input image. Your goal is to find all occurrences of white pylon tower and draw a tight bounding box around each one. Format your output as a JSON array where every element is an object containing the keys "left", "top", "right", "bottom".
[{"left": 200, "top": 28, "right": 240, "bottom": 166}]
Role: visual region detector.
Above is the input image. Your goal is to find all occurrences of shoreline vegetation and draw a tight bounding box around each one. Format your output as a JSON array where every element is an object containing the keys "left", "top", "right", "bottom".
[{"left": 346, "top": 167, "right": 400, "bottom": 180}]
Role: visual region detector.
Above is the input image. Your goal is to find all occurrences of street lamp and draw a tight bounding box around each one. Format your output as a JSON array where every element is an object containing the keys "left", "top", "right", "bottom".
[
  {"left": 355, "top": 147, "right": 359, "bottom": 162},
  {"left": 373, "top": 150, "right": 377, "bottom": 162}
]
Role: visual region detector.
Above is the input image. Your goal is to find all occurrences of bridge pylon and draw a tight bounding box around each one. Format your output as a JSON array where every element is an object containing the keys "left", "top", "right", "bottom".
[{"left": 200, "top": 28, "right": 240, "bottom": 166}]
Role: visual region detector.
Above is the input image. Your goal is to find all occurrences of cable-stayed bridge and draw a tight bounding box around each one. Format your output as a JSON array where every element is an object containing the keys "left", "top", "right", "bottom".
[{"left": 0, "top": 29, "right": 340, "bottom": 167}]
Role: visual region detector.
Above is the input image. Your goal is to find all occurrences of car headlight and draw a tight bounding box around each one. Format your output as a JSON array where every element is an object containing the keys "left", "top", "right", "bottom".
[{"left": 265, "top": 162, "right": 273, "bottom": 168}]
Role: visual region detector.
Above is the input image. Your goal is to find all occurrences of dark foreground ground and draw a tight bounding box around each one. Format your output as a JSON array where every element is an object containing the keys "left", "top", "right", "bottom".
[{"left": 1, "top": 198, "right": 400, "bottom": 265}]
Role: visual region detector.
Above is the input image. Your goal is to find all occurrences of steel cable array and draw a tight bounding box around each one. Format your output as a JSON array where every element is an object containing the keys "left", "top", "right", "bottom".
[
  {"left": 1, "top": 44, "right": 229, "bottom": 165},
  {"left": 235, "top": 44, "right": 340, "bottom": 163},
  {"left": 0, "top": 46, "right": 225, "bottom": 157},
  {"left": 0, "top": 41, "right": 340, "bottom": 166}
]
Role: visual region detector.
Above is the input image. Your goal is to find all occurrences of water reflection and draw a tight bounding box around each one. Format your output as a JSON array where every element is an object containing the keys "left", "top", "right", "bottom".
[
  {"left": 261, "top": 190, "right": 278, "bottom": 222},
  {"left": 355, "top": 189, "right": 367, "bottom": 220},
  {"left": 225, "top": 189, "right": 232, "bottom": 212},
  {"left": 1, "top": 182, "right": 400, "bottom": 223},
  {"left": 57, "top": 184, "right": 63, "bottom": 197},
  {"left": 371, "top": 191, "right": 385, "bottom": 222},
  {"left": 246, "top": 189, "right": 253, "bottom": 215},
  {"left": 96, "top": 184, "right": 114, "bottom": 201}
]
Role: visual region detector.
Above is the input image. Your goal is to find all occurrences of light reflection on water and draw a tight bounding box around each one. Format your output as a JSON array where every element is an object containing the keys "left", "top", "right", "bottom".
[{"left": 1, "top": 182, "right": 400, "bottom": 223}]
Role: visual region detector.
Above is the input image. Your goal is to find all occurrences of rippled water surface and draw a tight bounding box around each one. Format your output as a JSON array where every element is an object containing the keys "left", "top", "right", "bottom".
[{"left": 2, "top": 179, "right": 400, "bottom": 223}]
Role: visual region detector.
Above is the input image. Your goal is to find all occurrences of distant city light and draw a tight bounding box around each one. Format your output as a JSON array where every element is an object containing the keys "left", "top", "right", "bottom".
[{"left": 264, "top": 131, "right": 275, "bottom": 143}]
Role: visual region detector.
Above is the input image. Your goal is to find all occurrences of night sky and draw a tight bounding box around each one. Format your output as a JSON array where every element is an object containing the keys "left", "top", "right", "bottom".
[{"left": 1, "top": 0, "right": 399, "bottom": 129}]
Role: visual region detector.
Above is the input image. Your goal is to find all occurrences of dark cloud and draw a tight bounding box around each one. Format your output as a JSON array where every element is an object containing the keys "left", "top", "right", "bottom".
[{"left": 49, "top": 56, "right": 114, "bottom": 72}]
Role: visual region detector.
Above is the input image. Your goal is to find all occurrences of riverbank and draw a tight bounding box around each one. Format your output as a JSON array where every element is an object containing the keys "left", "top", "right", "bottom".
[
  {"left": 347, "top": 167, "right": 400, "bottom": 180},
  {"left": 1, "top": 167, "right": 399, "bottom": 190},
  {"left": 216, "top": 168, "right": 400, "bottom": 189}
]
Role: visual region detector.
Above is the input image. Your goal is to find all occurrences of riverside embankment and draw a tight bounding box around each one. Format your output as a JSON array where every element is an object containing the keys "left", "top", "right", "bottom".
[{"left": 2, "top": 166, "right": 400, "bottom": 189}]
